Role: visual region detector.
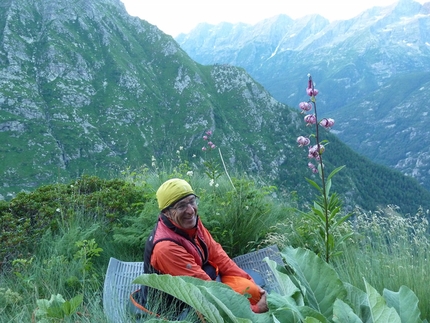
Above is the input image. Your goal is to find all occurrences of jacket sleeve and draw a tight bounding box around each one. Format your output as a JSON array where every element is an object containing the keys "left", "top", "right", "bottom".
[
  {"left": 202, "top": 225, "right": 253, "bottom": 280},
  {"left": 150, "top": 241, "right": 213, "bottom": 280}
]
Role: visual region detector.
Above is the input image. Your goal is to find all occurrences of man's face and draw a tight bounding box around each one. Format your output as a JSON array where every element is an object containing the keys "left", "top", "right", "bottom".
[{"left": 166, "top": 195, "right": 198, "bottom": 229}]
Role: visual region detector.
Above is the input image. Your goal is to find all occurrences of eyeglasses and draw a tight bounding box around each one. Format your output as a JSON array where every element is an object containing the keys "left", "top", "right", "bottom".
[{"left": 170, "top": 196, "right": 199, "bottom": 213}]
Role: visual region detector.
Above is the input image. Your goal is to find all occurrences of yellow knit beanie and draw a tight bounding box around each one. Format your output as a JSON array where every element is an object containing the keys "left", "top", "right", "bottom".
[{"left": 156, "top": 178, "right": 195, "bottom": 210}]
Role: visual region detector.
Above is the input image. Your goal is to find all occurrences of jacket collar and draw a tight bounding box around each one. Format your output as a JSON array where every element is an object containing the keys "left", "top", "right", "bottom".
[{"left": 160, "top": 213, "right": 198, "bottom": 239}]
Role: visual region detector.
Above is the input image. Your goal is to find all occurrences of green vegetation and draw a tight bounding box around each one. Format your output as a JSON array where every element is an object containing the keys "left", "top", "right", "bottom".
[
  {"left": 0, "top": 175, "right": 147, "bottom": 262},
  {"left": 135, "top": 247, "right": 426, "bottom": 322},
  {"left": 0, "top": 164, "right": 429, "bottom": 322}
]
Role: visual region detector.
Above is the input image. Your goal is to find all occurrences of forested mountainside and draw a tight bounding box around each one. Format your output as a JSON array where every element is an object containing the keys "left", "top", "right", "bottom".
[{"left": 1, "top": 0, "right": 430, "bottom": 214}]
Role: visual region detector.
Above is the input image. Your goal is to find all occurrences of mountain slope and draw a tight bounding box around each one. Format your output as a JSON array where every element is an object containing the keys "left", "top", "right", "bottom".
[
  {"left": 1, "top": 0, "right": 430, "bottom": 214},
  {"left": 176, "top": 0, "right": 430, "bottom": 190}
]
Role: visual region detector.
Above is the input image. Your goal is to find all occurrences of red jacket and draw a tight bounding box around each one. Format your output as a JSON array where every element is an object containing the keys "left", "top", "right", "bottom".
[{"left": 146, "top": 214, "right": 251, "bottom": 280}]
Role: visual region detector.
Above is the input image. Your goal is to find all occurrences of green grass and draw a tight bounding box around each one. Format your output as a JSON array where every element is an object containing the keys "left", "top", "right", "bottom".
[
  {"left": 332, "top": 205, "right": 430, "bottom": 319},
  {"left": 0, "top": 216, "right": 109, "bottom": 322}
]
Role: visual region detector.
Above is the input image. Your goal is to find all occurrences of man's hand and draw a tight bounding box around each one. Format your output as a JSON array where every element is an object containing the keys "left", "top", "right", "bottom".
[{"left": 254, "top": 288, "right": 268, "bottom": 313}]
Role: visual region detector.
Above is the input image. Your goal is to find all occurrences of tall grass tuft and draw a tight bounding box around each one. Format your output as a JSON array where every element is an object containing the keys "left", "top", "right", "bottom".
[
  {"left": 0, "top": 206, "right": 110, "bottom": 322},
  {"left": 333, "top": 205, "right": 430, "bottom": 319}
]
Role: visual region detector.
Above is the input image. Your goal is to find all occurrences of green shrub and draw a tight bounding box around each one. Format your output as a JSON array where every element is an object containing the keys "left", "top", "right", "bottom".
[
  {"left": 198, "top": 176, "right": 286, "bottom": 257},
  {"left": 112, "top": 198, "right": 159, "bottom": 256},
  {"left": 0, "top": 175, "right": 148, "bottom": 261}
]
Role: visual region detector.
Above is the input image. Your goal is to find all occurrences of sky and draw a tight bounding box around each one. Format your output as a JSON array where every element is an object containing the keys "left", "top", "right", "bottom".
[{"left": 119, "top": 0, "right": 426, "bottom": 37}]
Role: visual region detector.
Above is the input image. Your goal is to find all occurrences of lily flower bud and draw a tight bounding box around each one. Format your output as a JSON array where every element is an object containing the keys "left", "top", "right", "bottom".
[
  {"left": 304, "top": 114, "right": 317, "bottom": 125},
  {"left": 320, "top": 118, "right": 335, "bottom": 128},
  {"left": 297, "top": 136, "right": 310, "bottom": 147},
  {"left": 299, "top": 102, "right": 312, "bottom": 112}
]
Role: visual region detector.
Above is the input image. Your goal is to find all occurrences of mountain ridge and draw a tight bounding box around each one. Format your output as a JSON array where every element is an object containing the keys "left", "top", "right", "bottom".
[{"left": 175, "top": 0, "right": 430, "bottom": 190}]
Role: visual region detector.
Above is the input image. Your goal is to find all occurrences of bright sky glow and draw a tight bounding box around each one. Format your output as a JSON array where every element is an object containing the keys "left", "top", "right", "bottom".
[{"left": 120, "top": 0, "right": 427, "bottom": 37}]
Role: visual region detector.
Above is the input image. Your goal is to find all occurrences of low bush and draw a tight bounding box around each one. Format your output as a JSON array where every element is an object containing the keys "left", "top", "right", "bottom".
[{"left": 0, "top": 175, "right": 148, "bottom": 262}]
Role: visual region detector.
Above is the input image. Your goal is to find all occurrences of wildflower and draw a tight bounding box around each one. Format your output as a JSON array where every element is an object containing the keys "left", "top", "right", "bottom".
[
  {"left": 56, "top": 208, "right": 61, "bottom": 213},
  {"left": 304, "top": 114, "right": 317, "bottom": 125},
  {"left": 308, "top": 162, "right": 318, "bottom": 173},
  {"left": 207, "top": 141, "right": 216, "bottom": 149},
  {"left": 151, "top": 155, "right": 156, "bottom": 161},
  {"left": 308, "top": 145, "right": 319, "bottom": 159},
  {"left": 176, "top": 150, "right": 180, "bottom": 154},
  {"left": 192, "top": 154, "right": 196, "bottom": 158},
  {"left": 308, "top": 162, "right": 317, "bottom": 172},
  {"left": 298, "top": 75, "right": 334, "bottom": 174},
  {"left": 297, "top": 136, "right": 310, "bottom": 147},
  {"left": 202, "top": 147, "right": 207, "bottom": 151},
  {"left": 179, "top": 146, "right": 183, "bottom": 150},
  {"left": 306, "top": 87, "right": 319, "bottom": 97},
  {"left": 186, "top": 171, "right": 194, "bottom": 176},
  {"left": 320, "top": 118, "right": 335, "bottom": 128},
  {"left": 307, "top": 76, "right": 319, "bottom": 97},
  {"left": 299, "top": 102, "right": 312, "bottom": 112},
  {"left": 308, "top": 145, "right": 324, "bottom": 159},
  {"left": 215, "top": 183, "right": 219, "bottom": 188},
  {"left": 209, "top": 179, "right": 214, "bottom": 186},
  {"left": 309, "top": 161, "right": 323, "bottom": 173},
  {"left": 203, "top": 131, "right": 216, "bottom": 149}
]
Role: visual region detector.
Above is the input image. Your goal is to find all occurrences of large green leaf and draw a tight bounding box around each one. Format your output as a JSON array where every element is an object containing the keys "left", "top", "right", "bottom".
[
  {"left": 263, "top": 264, "right": 304, "bottom": 320},
  {"left": 268, "top": 293, "right": 303, "bottom": 323},
  {"left": 133, "top": 274, "right": 271, "bottom": 323},
  {"left": 306, "top": 178, "right": 323, "bottom": 193},
  {"left": 145, "top": 319, "right": 189, "bottom": 323},
  {"left": 36, "top": 294, "right": 66, "bottom": 319},
  {"left": 364, "top": 280, "right": 401, "bottom": 323},
  {"left": 333, "top": 299, "right": 362, "bottom": 323},
  {"left": 343, "top": 282, "right": 369, "bottom": 321},
  {"left": 325, "top": 178, "right": 332, "bottom": 197},
  {"left": 269, "top": 302, "right": 331, "bottom": 323},
  {"left": 182, "top": 276, "right": 270, "bottom": 323},
  {"left": 62, "top": 294, "right": 83, "bottom": 316},
  {"left": 327, "top": 166, "right": 346, "bottom": 182},
  {"left": 299, "top": 306, "right": 331, "bottom": 323},
  {"left": 304, "top": 317, "right": 324, "bottom": 323},
  {"left": 265, "top": 258, "right": 303, "bottom": 304},
  {"left": 383, "top": 286, "right": 423, "bottom": 323},
  {"left": 267, "top": 289, "right": 304, "bottom": 322},
  {"left": 281, "top": 247, "right": 347, "bottom": 318}
]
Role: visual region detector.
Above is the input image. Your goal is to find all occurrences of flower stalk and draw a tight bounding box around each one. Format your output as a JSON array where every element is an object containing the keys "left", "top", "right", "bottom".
[{"left": 297, "top": 74, "right": 351, "bottom": 263}]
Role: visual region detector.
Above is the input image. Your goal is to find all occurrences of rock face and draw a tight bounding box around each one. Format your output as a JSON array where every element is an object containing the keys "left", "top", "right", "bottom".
[
  {"left": 1, "top": 0, "right": 430, "bottom": 214},
  {"left": 176, "top": 0, "right": 430, "bottom": 190},
  {"left": 0, "top": 0, "right": 298, "bottom": 197}
]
